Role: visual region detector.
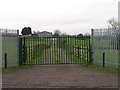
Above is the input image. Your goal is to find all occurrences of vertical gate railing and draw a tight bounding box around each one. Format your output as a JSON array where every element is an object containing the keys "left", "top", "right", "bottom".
[{"left": 19, "top": 35, "right": 91, "bottom": 65}]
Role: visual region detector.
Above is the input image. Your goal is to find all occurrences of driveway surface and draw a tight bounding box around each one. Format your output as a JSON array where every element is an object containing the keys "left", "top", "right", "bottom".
[{"left": 2, "top": 64, "right": 118, "bottom": 88}]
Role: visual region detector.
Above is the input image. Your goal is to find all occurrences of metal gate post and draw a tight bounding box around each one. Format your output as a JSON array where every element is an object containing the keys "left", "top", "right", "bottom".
[
  {"left": 19, "top": 37, "right": 23, "bottom": 65},
  {"left": 91, "top": 29, "right": 94, "bottom": 64},
  {"left": 23, "top": 37, "right": 27, "bottom": 64},
  {"left": 88, "top": 36, "right": 91, "bottom": 64}
]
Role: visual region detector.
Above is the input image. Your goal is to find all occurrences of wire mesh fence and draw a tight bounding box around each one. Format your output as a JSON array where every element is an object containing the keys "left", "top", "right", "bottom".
[
  {"left": 1, "top": 29, "right": 19, "bottom": 67},
  {"left": 0, "top": 28, "right": 18, "bottom": 36},
  {"left": 91, "top": 28, "right": 119, "bottom": 68}
]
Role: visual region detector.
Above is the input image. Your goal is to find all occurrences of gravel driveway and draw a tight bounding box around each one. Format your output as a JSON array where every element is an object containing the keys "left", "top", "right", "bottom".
[{"left": 2, "top": 64, "right": 118, "bottom": 88}]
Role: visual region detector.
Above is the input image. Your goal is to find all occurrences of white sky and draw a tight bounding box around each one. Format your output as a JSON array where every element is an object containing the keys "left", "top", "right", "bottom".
[{"left": 0, "top": 0, "right": 119, "bottom": 35}]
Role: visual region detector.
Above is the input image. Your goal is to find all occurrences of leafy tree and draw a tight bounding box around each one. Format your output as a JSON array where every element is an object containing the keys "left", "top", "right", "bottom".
[
  {"left": 107, "top": 18, "right": 118, "bottom": 29},
  {"left": 53, "top": 33, "right": 59, "bottom": 37},
  {"left": 77, "top": 33, "right": 83, "bottom": 37},
  {"left": 21, "top": 27, "right": 32, "bottom": 35},
  {"left": 53, "top": 30, "right": 61, "bottom": 36}
]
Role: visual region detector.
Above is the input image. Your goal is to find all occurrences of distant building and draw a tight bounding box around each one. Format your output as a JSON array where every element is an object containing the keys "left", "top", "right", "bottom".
[{"left": 37, "top": 31, "right": 52, "bottom": 37}]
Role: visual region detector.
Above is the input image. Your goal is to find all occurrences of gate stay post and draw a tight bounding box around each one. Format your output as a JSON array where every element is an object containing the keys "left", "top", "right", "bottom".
[
  {"left": 4, "top": 53, "right": 7, "bottom": 68},
  {"left": 103, "top": 52, "right": 105, "bottom": 67}
]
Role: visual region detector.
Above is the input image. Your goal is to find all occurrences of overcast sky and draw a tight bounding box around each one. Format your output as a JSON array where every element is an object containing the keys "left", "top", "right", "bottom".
[{"left": 0, "top": 0, "right": 119, "bottom": 35}]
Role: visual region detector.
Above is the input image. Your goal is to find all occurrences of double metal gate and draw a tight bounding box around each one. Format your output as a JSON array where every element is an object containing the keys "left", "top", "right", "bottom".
[{"left": 19, "top": 36, "right": 91, "bottom": 65}]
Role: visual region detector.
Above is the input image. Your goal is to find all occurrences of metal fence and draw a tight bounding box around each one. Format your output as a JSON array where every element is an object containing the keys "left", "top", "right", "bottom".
[
  {"left": 19, "top": 36, "right": 91, "bottom": 65},
  {"left": 91, "top": 28, "right": 119, "bottom": 68},
  {"left": 0, "top": 29, "right": 19, "bottom": 67}
]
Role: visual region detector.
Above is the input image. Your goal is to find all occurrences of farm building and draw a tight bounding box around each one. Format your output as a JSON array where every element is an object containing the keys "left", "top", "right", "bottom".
[{"left": 37, "top": 31, "right": 52, "bottom": 37}]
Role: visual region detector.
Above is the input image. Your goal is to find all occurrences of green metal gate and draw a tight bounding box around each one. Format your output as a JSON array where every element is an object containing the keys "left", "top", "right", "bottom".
[{"left": 19, "top": 36, "right": 91, "bottom": 65}]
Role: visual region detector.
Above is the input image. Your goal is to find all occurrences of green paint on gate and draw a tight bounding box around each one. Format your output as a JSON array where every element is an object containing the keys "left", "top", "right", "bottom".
[{"left": 19, "top": 36, "right": 91, "bottom": 65}]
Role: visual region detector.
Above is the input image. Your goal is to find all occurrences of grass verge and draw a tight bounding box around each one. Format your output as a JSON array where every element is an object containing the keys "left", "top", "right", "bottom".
[
  {"left": 81, "top": 64, "right": 118, "bottom": 74},
  {"left": 2, "top": 65, "right": 33, "bottom": 74}
]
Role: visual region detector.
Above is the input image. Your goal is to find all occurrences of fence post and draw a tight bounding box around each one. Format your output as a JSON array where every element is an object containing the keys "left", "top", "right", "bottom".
[
  {"left": 91, "top": 29, "right": 94, "bottom": 64},
  {"left": 118, "top": 29, "right": 120, "bottom": 68},
  {"left": 4, "top": 53, "right": 7, "bottom": 68},
  {"left": 88, "top": 36, "right": 91, "bottom": 64},
  {"left": 17, "top": 30, "right": 19, "bottom": 66},
  {"left": 23, "top": 37, "right": 26, "bottom": 63},
  {"left": 103, "top": 52, "right": 105, "bottom": 67},
  {"left": 19, "top": 37, "right": 22, "bottom": 65}
]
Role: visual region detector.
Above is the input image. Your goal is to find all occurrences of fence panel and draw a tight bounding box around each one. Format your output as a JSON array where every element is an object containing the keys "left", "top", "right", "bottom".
[
  {"left": 92, "top": 28, "right": 119, "bottom": 68},
  {"left": 1, "top": 29, "right": 19, "bottom": 67}
]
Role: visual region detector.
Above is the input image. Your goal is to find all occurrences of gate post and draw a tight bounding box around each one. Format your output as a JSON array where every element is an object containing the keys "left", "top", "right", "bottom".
[
  {"left": 118, "top": 29, "right": 120, "bottom": 68},
  {"left": 17, "top": 30, "right": 19, "bottom": 66},
  {"left": 91, "top": 29, "right": 94, "bottom": 64},
  {"left": 23, "top": 37, "right": 27, "bottom": 63},
  {"left": 88, "top": 36, "right": 91, "bottom": 64},
  {"left": 19, "top": 37, "right": 23, "bottom": 65}
]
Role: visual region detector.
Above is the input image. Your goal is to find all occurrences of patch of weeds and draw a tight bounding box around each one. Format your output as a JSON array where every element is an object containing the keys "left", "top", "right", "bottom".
[
  {"left": 2, "top": 65, "right": 33, "bottom": 74},
  {"left": 80, "top": 64, "right": 118, "bottom": 74}
]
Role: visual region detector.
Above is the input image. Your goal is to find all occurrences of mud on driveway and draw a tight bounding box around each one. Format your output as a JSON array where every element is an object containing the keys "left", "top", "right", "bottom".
[{"left": 2, "top": 64, "right": 118, "bottom": 88}]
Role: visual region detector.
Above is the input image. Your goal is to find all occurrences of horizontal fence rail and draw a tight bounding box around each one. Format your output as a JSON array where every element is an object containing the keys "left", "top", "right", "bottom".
[{"left": 19, "top": 36, "right": 91, "bottom": 65}]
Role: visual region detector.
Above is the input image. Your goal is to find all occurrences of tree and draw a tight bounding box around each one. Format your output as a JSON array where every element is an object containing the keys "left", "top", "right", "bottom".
[
  {"left": 33, "top": 31, "right": 37, "bottom": 34},
  {"left": 107, "top": 18, "right": 118, "bottom": 29},
  {"left": 53, "top": 30, "right": 61, "bottom": 37},
  {"left": 21, "top": 27, "right": 32, "bottom": 35},
  {"left": 84, "top": 33, "right": 90, "bottom": 37},
  {"left": 77, "top": 33, "right": 83, "bottom": 37},
  {"left": 107, "top": 18, "right": 119, "bottom": 50}
]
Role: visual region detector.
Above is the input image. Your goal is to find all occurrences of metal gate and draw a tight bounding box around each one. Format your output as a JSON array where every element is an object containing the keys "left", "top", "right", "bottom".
[{"left": 19, "top": 36, "right": 91, "bottom": 65}]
